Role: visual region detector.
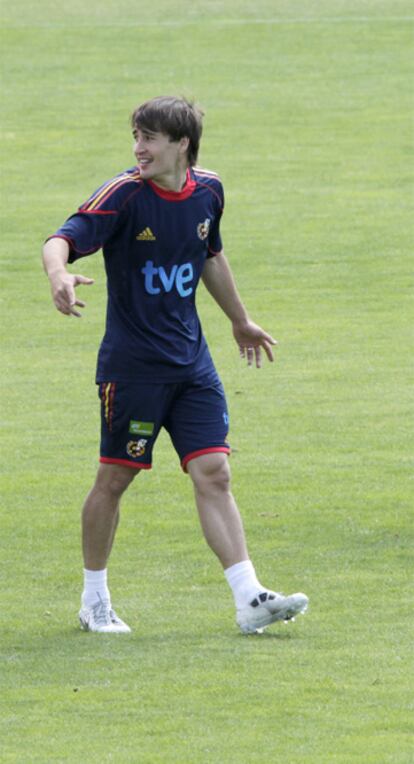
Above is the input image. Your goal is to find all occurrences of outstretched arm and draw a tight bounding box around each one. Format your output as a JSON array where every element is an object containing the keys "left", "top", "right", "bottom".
[
  {"left": 42, "top": 237, "right": 94, "bottom": 317},
  {"left": 201, "top": 251, "right": 277, "bottom": 367}
]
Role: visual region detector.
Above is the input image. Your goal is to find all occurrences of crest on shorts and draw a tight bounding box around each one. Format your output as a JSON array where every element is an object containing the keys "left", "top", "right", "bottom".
[
  {"left": 126, "top": 439, "right": 147, "bottom": 458},
  {"left": 197, "top": 218, "right": 211, "bottom": 240}
]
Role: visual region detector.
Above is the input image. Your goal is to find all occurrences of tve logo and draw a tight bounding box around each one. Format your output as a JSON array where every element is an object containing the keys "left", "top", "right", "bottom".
[{"left": 141, "top": 260, "right": 194, "bottom": 297}]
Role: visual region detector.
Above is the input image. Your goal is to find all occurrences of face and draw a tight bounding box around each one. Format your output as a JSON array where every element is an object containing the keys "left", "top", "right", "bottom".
[{"left": 132, "top": 126, "right": 189, "bottom": 186}]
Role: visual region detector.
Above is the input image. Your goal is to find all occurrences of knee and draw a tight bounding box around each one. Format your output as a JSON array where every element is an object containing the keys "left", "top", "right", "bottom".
[
  {"left": 189, "top": 454, "right": 231, "bottom": 496},
  {"left": 95, "top": 463, "right": 137, "bottom": 498}
]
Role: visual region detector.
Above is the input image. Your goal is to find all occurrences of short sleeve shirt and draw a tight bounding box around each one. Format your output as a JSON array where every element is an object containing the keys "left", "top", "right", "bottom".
[{"left": 50, "top": 166, "right": 225, "bottom": 382}]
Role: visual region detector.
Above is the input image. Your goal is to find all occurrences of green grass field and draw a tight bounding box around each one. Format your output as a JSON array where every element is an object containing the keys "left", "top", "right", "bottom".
[{"left": 1, "top": 1, "right": 413, "bottom": 761}]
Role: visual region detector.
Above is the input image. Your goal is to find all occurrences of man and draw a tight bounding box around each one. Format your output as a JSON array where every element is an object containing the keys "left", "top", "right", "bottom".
[{"left": 43, "top": 96, "right": 308, "bottom": 634}]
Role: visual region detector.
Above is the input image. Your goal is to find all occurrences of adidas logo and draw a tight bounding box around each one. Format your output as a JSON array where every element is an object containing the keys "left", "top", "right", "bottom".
[{"left": 136, "top": 227, "right": 156, "bottom": 241}]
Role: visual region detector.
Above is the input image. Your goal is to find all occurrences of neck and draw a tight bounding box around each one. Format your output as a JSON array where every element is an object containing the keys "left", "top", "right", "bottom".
[{"left": 151, "top": 167, "right": 188, "bottom": 192}]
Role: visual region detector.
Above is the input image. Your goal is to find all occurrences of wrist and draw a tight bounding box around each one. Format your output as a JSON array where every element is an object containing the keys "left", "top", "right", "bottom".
[
  {"left": 46, "top": 265, "right": 68, "bottom": 281},
  {"left": 231, "top": 314, "right": 250, "bottom": 329}
]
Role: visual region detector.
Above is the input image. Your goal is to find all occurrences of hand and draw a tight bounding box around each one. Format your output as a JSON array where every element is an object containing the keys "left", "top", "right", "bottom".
[
  {"left": 232, "top": 319, "right": 278, "bottom": 368},
  {"left": 50, "top": 271, "right": 94, "bottom": 317}
]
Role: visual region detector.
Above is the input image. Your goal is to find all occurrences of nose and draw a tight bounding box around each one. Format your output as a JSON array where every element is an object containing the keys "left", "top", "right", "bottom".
[{"left": 134, "top": 135, "right": 147, "bottom": 155}]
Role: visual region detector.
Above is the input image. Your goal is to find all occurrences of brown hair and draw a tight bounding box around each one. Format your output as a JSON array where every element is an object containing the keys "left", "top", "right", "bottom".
[{"left": 131, "top": 96, "right": 204, "bottom": 166}]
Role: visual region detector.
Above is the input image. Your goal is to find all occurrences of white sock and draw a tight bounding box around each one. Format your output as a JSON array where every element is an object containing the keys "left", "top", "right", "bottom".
[
  {"left": 82, "top": 568, "right": 111, "bottom": 608},
  {"left": 224, "top": 560, "right": 264, "bottom": 609}
]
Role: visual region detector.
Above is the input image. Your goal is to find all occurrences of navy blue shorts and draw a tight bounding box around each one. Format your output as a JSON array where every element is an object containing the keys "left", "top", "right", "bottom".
[{"left": 98, "top": 373, "right": 230, "bottom": 471}]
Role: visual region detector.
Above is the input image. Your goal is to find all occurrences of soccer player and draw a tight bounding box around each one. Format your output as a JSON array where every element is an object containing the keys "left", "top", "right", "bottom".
[{"left": 43, "top": 96, "right": 308, "bottom": 634}]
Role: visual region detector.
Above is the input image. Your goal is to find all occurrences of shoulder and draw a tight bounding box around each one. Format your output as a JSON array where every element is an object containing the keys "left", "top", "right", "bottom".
[
  {"left": 79, "top": 167, "right": 143, "bottom": 213},
  {"left": 192, "top": 166, "right": 224, "bottom": 208}
]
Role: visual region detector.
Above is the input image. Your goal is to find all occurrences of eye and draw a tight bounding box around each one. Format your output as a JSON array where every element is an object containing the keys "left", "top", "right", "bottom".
[{"left": 132, "top": 130, "right": 156, "bottom": 143}]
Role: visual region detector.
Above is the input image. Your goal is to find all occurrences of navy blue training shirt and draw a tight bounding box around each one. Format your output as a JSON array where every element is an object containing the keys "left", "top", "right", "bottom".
[{"left": 51, "top": 166, "right": 224, "bottom": 382}]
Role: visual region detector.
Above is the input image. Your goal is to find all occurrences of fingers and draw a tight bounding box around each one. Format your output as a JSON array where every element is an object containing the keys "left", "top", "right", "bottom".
[
  {"left": 239, "top": 345, "right": 261, "bottom": 367},
  {"left": 262, "top": 338, "right": 277, "bottom": 363},
  {"left": 74, "top": 275, "right": 94, "bottom": 286},
  {"left": 52, "top": 274, "right": 93, "bottom": 317},
  {"left": 239, "top": 339, "right": 278, "bottom": 367},
  {"left": 69, "top": 299, "right": 86, "bottom": 318},
  {"left": 239, "top": 346, "right": 255, "bottom": 365},
  {"left": 54, "top": 286, "right": 75, "bottom": 315},
  {"left": 261, "top": 332, "right": 278, "bottom": 347},
  {"left": 54, "top": 289, "right": 75, "bottom": 315}
]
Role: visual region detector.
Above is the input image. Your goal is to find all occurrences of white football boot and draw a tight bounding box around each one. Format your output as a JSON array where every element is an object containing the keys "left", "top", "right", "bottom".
[
  {"left": 79, "top": 596, "right": 131, "bottom": 633},
  {"left": 237, "top": 590, "right": 309, "bottom": 634}
]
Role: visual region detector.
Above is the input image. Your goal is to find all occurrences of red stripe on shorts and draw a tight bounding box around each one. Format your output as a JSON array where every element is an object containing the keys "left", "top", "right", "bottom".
[
  {"left": 100, "top": 457, "right": 151, "bottom": 470},
  {"left": 181, "top": 446, "right": 231, "bottom": 472}
]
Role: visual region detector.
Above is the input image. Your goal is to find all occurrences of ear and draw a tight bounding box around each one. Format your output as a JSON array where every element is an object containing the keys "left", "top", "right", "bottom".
[{"left": 179, "top": 136, "right": 190, "bottom": 155}]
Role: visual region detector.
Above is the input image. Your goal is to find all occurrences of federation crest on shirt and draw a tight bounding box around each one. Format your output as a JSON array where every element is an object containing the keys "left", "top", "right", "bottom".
[
  {"left": 126, "top": 439, "right": 147, "bottom": 458},
  {"left": 197, "top": 218, "right": 211, "bottom": 240}
]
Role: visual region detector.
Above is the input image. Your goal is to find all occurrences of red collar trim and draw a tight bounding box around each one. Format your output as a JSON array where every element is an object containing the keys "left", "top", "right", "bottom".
[{"left": 147, "top": 169, "right": 196, "bottom": 201}]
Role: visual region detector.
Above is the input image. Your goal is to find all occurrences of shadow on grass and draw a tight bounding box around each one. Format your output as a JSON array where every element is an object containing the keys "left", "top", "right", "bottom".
[
  {"left": 7, "top": 621, "right": 297, "bottom": 656},
  {"left": 68, "top": 624, "right": 297, "bottom": 642},
  {"left": 2, "top": 622, "right": 304, "bottom": 691}
]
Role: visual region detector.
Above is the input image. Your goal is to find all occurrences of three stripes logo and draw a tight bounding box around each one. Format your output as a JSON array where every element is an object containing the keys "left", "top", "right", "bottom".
[{"left": 136, "top": 227, "right": 156, "bottom": 241}]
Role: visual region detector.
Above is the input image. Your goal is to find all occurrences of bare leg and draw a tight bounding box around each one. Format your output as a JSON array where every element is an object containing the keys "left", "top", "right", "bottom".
[
  {"left": 82, "top": 463, "right": 138, "bottom": 570},
  {"left": 187, "top": 453, "right": 249, "bottom": 569}
]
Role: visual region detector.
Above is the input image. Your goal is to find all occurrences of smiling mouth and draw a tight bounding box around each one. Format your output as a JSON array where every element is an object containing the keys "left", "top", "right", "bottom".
[{"left": 138, "top": 158, "right": 152, "bottom": 166}]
